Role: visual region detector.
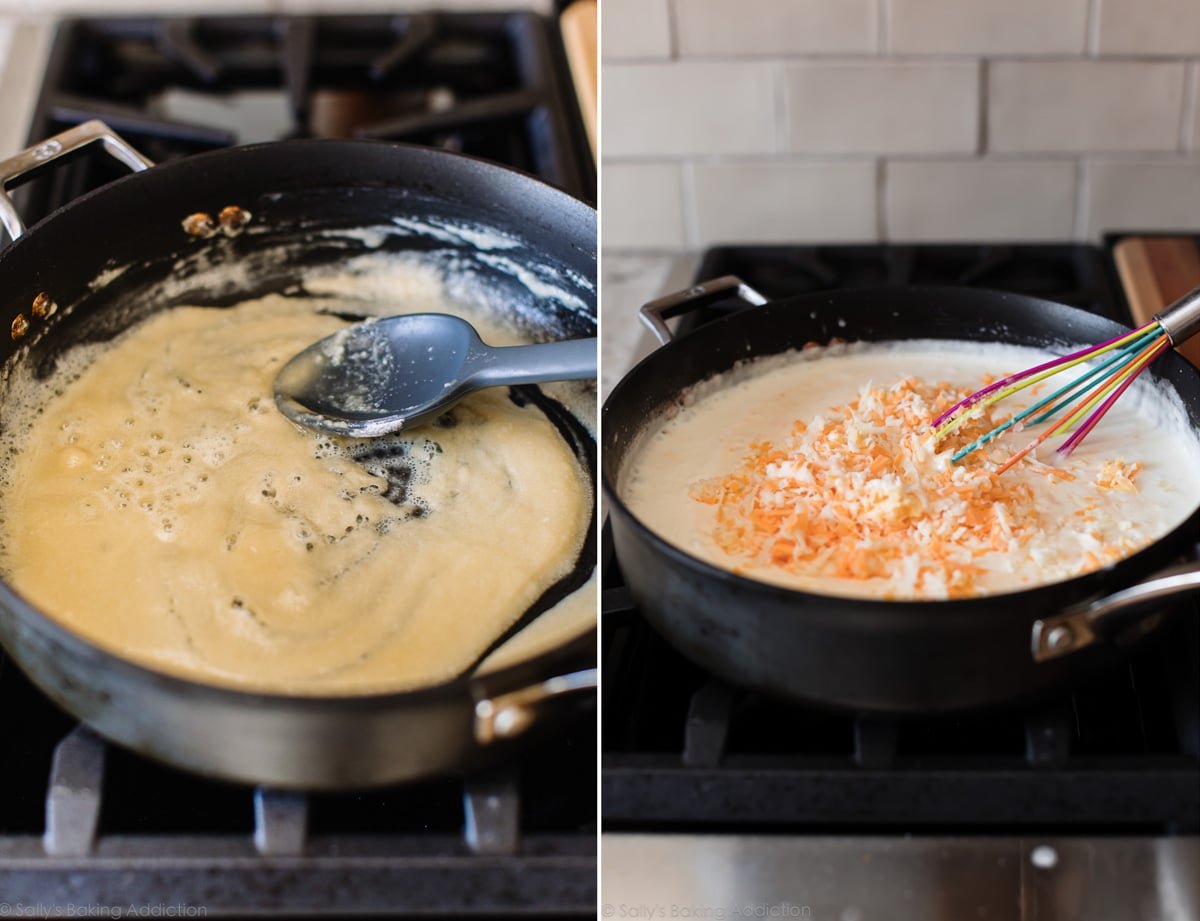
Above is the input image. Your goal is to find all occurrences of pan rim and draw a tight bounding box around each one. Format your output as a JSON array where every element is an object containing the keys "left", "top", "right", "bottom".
[{"left": 0, "top": 136, "right": 597, "bottom": 274}]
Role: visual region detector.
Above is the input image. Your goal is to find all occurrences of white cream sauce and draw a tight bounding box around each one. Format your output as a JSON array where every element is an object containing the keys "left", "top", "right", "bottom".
[{"left": 621, "top": 340, "right": 1200, "bottom": 599}]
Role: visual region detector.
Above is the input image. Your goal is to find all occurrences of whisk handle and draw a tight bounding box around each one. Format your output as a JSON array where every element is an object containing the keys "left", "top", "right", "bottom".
[{"left": 1154, "top": 283, "right": 1200, "bottom": 345}]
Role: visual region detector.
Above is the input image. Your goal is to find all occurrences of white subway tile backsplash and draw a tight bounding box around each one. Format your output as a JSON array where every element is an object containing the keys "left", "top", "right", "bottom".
[
  {"left": 690, "top": 161, "right": 877, "bottom": 246},
  {"left": 602, "top": 0, "right": 672, "bottom": 60},
  {"left": 675, "top": 0, "right": 875, "bottom": 56},
  {"left": 886, "top": 159, "right": 1076, "bottom": 240},
  {"left": 1083, "top": 159, "right": 1200, "bottom": 237},
  {"left": 602, "top": 163, "right": 687, "bottom": 250},
  {"left": 0, "top": 18, "right": 53, "bottom": 158},
  {"left": 1096, "top": 0, "right": 1200, "bottom": 55},
  {"left": 889, "top": 0, "right": 1087, "bottom": 55},
  {"left": 604, "top": 61, "right": 778, "bottom": 158},
  {"left": 989, "top": 61, "right": 1186, "bottom": 154},
  {"left": 784, "top": 61, "right": 978, "bottom": 155}
]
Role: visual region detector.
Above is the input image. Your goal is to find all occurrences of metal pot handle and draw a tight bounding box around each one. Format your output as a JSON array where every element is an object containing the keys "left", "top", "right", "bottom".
[
  {"left": 473, "top": 667, "right": 596, "bottom": 745},
  {"left": 1031, "top": 555, "right": 1200, "bottom": 662},
  {"left": 639, "top": 275, "right": 768, "bottom": 345},
  {"left": 0, "top": 119, "right": 154, "bottom": 244}
]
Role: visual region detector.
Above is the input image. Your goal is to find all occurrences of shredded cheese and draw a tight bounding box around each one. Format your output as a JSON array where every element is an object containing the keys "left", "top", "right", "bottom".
[{"left": 689, "top": 376, "right": 1143, "bottom": 599}]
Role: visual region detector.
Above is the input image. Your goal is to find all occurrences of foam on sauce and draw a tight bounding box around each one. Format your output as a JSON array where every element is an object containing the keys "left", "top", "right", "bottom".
[
  {"left": 0, "top": 260, "right": 595, "bottom": 695},
  {"left": 621, "top": 340, "right": 1200, "bottom": 599}
]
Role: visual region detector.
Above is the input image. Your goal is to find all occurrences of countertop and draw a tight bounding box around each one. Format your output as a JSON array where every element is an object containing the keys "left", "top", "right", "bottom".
[
  {"left": 600, "top": 251, "right": 698, "bottom": 398},
  {"left": 0, "top": 16, "right": 53, "bottom": 166}
]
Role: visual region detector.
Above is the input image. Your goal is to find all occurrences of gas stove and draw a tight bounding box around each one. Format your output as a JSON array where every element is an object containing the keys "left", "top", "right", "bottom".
[
  {"left": 7, "top": 11, "right": 592, "bottom": 236},
  {"left": 602, "top": 242, "right": 1200, "bottom": 921},
  {"left": 0, "top": 10, "right": 595, "bottom": 917}
]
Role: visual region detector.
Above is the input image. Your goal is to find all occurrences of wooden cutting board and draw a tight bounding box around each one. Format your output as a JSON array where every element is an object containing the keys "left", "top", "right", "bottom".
[
  {"left": 560, "top": 0, "right": 597, "bottom": 159},
  {"left": 1112, "top": 236, "right": 1200, "bottom": 368}
]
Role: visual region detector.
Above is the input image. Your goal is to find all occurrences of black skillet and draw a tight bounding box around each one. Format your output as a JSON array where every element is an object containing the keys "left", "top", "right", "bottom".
[
  {"left": 0, "top": 121, "right": 596, "bottom": 788},
  {"left": 602, "top": 277, "right": 1200, "bottom": 714}
]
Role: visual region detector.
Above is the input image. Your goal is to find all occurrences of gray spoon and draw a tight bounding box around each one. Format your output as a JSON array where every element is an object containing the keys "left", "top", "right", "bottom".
[{"left": 273, "top": 313, "right": 596, "bottom": 437}]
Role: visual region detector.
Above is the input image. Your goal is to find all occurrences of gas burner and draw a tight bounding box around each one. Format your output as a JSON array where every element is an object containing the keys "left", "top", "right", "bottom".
[{"left": 9, "top": 12, "right": 592, "bottom": 245}]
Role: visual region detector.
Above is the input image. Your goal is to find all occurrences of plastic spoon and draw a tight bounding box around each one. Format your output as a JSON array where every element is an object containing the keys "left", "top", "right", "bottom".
[{"left": 273, "top": 313, "right": 596, "bottom": 437}]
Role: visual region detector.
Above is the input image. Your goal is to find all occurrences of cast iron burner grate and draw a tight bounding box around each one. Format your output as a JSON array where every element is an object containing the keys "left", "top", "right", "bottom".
[
  {"left": 0, "top": 654, "right": 596, "bottom": 914},
  {"left": 602, "top": 242, "right": 1198, "bottom": 835},
  {"left": 8, "top": 11, "right": 592, "bottom": 241}
]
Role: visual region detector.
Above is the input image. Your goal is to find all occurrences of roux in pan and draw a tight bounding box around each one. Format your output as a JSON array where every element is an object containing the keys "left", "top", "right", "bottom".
[{"left": 0, "top": 261, "right": 594, "bottom": 694}]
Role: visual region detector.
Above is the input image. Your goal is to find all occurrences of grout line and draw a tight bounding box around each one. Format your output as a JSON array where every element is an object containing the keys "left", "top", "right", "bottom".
[
  {"left": 876, "top": 0, "right": 889, "bottom": 54},
  {"left": 680, "top": 159, "right": 699, "bottom": 251},
  {"left": 666, "top": 0, "right": 681, "bottom": 60},
  {"left": 609, "top": 51, "right": 1200, "bottom": 65},
  {"left": 1181, "top": 61, "right": 1199, "bottom": 152},
  {"left": 876, "top": 158, "right": 889, "bottom": 241},
  {"left": 601, "top": 53, "right": 680, "bottom": 64},
  {"left": 977, "top": 59, "right": 989, "bottom": 156},
  {"left": 1086, "top": 0, "right": 1102, "bottom": 56},
  {"left": 773, "top": 60, "right": 787, "bottom": 155},
  {"left": 1073, "top": 157, "right": 1089, "bottom": 241},
  {"left": 605, "top": 150, "right": 1200, "bottom": 166}
]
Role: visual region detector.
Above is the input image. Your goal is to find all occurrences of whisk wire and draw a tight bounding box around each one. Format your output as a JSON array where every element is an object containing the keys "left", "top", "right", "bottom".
[
  {"left": 933, "top": 284, "right": 1200, "bottom": 473},
  {"left": 1058, "top": 338, "right": 1170, "bottom": 456},
  {"left": 946, "top": 332, "right": 1158, "bottom": 463},
  {"left": 926, "top": 321, "right": 1161, "bottom": 441},
  {"left": 972, "top": 324, "right": 1159, "bottom": 423},
  {"left": 1023, "top": 334, "right": 1156, "bottom": 429},
  {"left": 930, "top": 323, "right": 1158, "bottom": 436},
  {"left": 933, "top": 320, "right": 1173, "bottom": 473},
  {"left": 991, "top": 336, "right": 1168, "bottom": 475}
]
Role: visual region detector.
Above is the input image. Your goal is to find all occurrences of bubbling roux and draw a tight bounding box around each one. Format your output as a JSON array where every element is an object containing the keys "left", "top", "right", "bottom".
[
  {"left": 0, "top": 263, "right": 594, "bottom": 694},
  {"left": 621, "top": 341, "right": 1200, "bottom": 600}
]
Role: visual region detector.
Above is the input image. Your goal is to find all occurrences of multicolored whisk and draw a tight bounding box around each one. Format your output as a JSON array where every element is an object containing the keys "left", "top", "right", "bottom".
[{"left": 932, "top": 286, "right": 1200, "bottom": 474}]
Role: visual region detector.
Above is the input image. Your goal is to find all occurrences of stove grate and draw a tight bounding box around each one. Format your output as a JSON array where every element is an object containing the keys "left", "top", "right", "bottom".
[
  {"left": 7, "top": 12, "right": 592, "bottom": 248},
  {"left": 602, "top": 525, "right": 1200, "bottom": 834}
]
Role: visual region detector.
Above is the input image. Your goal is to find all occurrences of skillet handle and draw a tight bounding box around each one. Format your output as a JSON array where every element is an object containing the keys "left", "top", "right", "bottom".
[
  {"left": 473, "top": 667, "right": 597, "bottom": 745},
  {"left": 0, "top": 119, "right": 154, "bottom": 244},
  {"left": 639, "top": 275, "right": 768, "bottom": 345},
  {"left": 1031, "top": 556, "right": 1200, "bottom": 662}
]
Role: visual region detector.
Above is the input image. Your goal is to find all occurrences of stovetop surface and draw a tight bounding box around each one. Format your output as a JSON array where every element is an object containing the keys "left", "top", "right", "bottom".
[
  {"left": 0, "top": 10, "right": 595, "bottom": 918},
  {"left": 10, "top": 10, "right": 593, "bottom": 242},
  {"left": 602, "top": 241, "right": 1200, "bottom": 836},
  {"left": 686, "top": 242, "right": 1126, "bottom": 327}
]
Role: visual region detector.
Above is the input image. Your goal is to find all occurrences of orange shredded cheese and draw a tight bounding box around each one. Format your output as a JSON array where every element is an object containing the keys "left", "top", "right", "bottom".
[
  {"left": 1095, "top": 459, "right": 1142, "bottom": 492},
  {"left": 690, "top": 377, "right": 1060, "bottom": 599}
]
